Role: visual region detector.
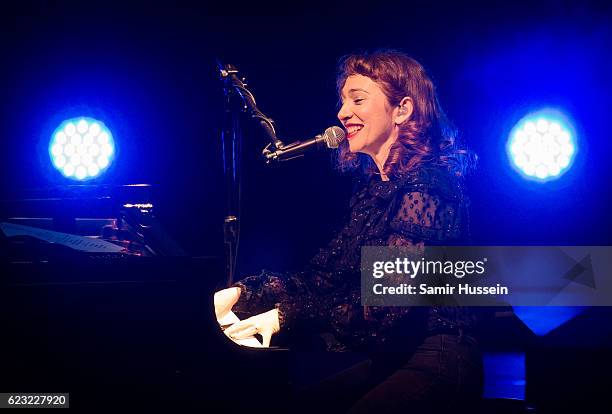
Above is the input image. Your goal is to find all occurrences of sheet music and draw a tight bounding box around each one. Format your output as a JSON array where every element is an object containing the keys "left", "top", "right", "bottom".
[
  {"left": 217, "top": 311, "right": 264, "bottom": 348},
  {"left": 0, "top": 222, "right": 126, "bottom": 253}
]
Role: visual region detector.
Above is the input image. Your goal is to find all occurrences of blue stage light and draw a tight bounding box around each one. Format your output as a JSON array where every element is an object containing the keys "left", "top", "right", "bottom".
[
  {"left": 49, "top": 117, "right": 114, "bottom": 180},
  {"left": 507, "top": 111, "right": 576, "bottom": 181},
  {"left": 513, "top": 306, "right": 584, "bottom": 336}
]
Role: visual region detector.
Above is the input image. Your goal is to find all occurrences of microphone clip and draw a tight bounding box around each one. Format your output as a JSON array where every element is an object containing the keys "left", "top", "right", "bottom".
[{"left": 262, "top": 141, "right": 305, "bottom": 163}]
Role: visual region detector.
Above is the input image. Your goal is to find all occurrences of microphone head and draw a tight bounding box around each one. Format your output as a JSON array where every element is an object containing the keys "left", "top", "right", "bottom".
[{"left": 322, "top": 126, "right": 346, "bottom": 149}]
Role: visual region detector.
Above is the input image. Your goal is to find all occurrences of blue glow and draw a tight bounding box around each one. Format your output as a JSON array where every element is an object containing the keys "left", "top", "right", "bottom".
[
  {"left": 49, "top": 117, "right": 115, "bottom": 181},
  {"left": 513, "top": 306, "right": 585, "bottom": 336},
  {"left": 483, "top": 353, "right": 525, "bottom": 400},
  {"left": 507, "top": 110, "right": 577, "bottom": 182}
]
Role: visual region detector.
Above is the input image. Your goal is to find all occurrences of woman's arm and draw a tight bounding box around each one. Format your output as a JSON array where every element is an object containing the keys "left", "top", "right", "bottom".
[{"left": 214, "top": 287, "right": 241, "bottom": 320}]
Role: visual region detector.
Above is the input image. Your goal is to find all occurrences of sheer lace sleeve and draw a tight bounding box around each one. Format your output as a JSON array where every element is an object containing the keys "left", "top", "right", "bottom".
[
  {"left": 387, "top": 187, "right": 483, "bottom": 334},
  {"left": 389, "top": 189, "right": 467, "bottom": 245},
  {"left": 232, "top": 268, "right": 348, "bottom": 334}
]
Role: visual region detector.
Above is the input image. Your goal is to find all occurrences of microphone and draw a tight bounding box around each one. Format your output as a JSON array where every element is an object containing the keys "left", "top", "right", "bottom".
[{"left": 263, "top": 126, "right": 346, "bottom": 162}]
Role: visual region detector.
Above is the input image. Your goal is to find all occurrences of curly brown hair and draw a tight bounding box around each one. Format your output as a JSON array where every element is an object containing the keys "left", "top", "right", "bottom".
[{"left": 336, "top": 50, "right": 473, "bottom": 178}]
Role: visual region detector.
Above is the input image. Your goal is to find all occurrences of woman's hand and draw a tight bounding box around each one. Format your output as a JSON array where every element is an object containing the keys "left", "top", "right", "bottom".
[
  {"left": 214, "top": 287, "right": 241, "bottom": 320},
  {"left": 224, "top": 308, "right": 280, "bottom": 347}
]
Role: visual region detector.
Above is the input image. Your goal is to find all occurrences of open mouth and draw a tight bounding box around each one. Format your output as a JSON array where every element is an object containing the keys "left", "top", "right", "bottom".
[{"left": 346, "top": 125, "right": 364, "bottom": 140}]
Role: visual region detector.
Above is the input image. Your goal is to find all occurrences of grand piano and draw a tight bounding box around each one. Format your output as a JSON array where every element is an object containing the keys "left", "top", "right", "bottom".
[{"left": 0, "top": 185, "right": 290, "bottom": 410}]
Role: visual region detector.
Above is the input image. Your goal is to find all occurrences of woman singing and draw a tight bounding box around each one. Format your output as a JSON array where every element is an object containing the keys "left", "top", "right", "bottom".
[{"left": 215, "top": 50, "right": 483, "bottom": 413}]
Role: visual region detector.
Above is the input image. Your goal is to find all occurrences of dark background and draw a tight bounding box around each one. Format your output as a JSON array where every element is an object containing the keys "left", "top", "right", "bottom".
[
  {"left": 2, "top": 2, "right": 612, "bottom": 411},
  {"left": 1, "top": 1, "right": 610, "bottom": 277}
]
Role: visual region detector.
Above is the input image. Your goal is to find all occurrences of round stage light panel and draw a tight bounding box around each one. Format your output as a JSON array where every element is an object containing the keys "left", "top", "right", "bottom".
[
  {"left": 50, "top": 118, "right": 114, "bottom": 180},
  {"left": 508, "top": 113, "right": 575, "bottom": 181}
]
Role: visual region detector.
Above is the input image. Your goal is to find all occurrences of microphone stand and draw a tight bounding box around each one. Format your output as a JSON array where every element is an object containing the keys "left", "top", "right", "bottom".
[{"left": 217, "top": 61, "right": 282, "bottom": 285}]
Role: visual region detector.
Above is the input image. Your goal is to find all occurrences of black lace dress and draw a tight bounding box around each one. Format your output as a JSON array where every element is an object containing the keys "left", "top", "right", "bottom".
[{"left": 232, "top": 164, "right": 480, "bottom": 353}]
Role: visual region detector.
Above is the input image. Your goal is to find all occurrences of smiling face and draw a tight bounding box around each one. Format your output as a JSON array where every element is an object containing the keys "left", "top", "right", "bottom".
[{"left": 337, "top": 74, "right": 398, "bottom": 157}]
